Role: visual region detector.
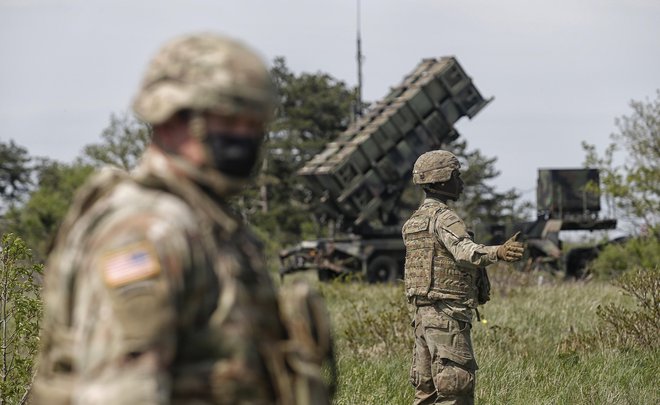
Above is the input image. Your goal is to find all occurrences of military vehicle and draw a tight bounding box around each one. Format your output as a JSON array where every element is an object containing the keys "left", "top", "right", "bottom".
[
  {"left": 279, "top": 56, "right": 492, "bottom": 282},
  {"left": 504, "top": 168, "right": 617, "bottom": 276}
]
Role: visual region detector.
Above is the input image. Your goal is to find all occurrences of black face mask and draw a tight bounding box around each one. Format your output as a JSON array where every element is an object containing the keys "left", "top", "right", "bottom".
[
  {"left": 203, "top": 132, "right": 263, "bottom": 178},
  {"left": 424, "top": 173, "right": 464, "bottom": 201}
]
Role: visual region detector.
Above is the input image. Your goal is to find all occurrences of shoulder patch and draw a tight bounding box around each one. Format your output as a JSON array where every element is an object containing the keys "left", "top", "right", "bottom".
[
  {"left": 438, "top": 209, "right": 461, "bottom": 227},
  {"left": 101, "top": 241, "right": 161, "bottom": 288},
  {"left": 437, "top": 210, "right": 470, "bottom": 239}
]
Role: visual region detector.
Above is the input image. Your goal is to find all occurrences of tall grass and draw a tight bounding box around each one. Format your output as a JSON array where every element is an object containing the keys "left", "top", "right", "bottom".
[{"left": 284, "top": 266, "right": 660, "bottom": 404}]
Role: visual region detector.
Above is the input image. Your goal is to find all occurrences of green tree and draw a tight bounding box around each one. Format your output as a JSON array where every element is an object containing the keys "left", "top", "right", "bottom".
[
  {"left": 81, "top": 112, "right": 151, "bottom": 170},
  {"left": 240, "top": 57, "right": 356, "bottom": 245},
  {"left": 269, "top": 56, "right": 355, "bottom": 157},
  {"left": 583, "top": 90, "right": 660, "bottom": 234},
  {"left": 4, "top": 160, "right": 94, "bottom": 259},
  {"left": 4, "top": 113, "right": 148, "bottom": 258},
  {"left": 589, "top": 233, "right": 660, "bottom": 279},
  {"left": 448, "top": 140, "right": 532, "bottom": 244},
  {"left": 0, "top": 233, "right": 43, "bottom": 405},
  {"left": 0, "top": 140, "right": 33, "bottom": 209}
]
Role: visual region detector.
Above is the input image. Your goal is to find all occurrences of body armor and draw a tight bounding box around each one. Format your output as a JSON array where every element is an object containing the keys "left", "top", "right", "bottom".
[{"left": 402, "top": 200, "right": 478, "bottom": 308}]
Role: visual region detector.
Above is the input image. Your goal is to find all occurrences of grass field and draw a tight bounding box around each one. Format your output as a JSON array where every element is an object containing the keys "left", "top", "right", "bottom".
[{"left": 285, "top": 267, "right": 660, "bottom": 405}]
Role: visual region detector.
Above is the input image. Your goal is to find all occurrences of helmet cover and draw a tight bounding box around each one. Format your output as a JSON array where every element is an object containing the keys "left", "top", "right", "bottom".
[
  {"left": 412, "top": 150, "right": 460, "bottom": 185},
  {"left": 133, "top": 33, "right": 276, "bottom": 125}
]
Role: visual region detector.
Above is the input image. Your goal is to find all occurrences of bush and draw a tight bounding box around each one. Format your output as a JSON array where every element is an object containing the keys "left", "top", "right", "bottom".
[
  {"left": 589, "top": 234, "right": 660, "bottom": 279},
  {"left": 0, "top": 233, "right": 43, "bottom": 404},
  {"left": 558, "top": 266, "right": 660, "bottom": 353},
  {"left": 597, "top": 266, "right": 660, "bottom": 349}
]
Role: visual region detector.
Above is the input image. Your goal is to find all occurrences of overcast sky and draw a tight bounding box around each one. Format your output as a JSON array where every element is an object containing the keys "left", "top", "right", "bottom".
[{"left": 1, "top": 0, "right": 659, "bottom": 208}]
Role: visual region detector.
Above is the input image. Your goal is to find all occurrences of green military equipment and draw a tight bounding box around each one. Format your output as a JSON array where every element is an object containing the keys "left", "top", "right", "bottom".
[
  {"left": 537, "top": 168, "right": 600, "bottom": 215},
  {"left": 485, "top": 168, "right": 618, "bottom": 277},
  {"left": 281, "top": 57, "right": 492, "bottom": 282},
  {"left": 298, "top": 57, "right": 490, "bottom": 227},
  {"left": 536, "top": 168, "right": 614, "bottom": 229}
]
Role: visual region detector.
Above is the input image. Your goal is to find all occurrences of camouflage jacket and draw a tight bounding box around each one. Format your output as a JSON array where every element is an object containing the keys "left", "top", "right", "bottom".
[{"left": 33, "top": 148, "right": 290, "bottom": 404}]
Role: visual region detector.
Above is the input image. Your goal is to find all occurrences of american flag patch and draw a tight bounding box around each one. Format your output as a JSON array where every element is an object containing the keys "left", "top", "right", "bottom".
[{"left": 101, "top": 242, "right": 161, "bottom": 287}]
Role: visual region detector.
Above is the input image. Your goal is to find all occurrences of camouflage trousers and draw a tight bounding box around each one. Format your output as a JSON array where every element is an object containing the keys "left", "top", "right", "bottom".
[{"left": 410, "top": 305, "right": 477, "bottom": 405}]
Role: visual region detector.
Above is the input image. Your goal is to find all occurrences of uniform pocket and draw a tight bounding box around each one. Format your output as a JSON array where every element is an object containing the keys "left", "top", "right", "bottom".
[
  {"left": 421, "top": 308, "right": 475, "bottom": 368},
  {"left": 448, "top": 319, "right": 476, "bottom": 368},
  {"left": 435, "top": 360, "right": 475, "bottom": 396}
]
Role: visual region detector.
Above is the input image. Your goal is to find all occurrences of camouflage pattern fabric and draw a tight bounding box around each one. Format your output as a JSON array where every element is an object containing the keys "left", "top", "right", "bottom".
[
  {"left": 32, "top": 148, "right": 322, "bottom": 405},
  {"left": 132, "top": 33, "right": 276, "bottom": 125},
  {"left": 411, "top": 306, "right": 476, "bottom": 405},
  {"left": 403, "top": 197, "right": 499, "bottom": 404},
  {"left": 412, "top": 150, "right": 461, "bottom": 185}
]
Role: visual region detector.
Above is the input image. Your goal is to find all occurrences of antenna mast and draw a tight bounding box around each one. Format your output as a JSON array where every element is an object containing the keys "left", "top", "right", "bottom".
[{"left": 356, "top": 0, "right": 364, "bottom": 116}]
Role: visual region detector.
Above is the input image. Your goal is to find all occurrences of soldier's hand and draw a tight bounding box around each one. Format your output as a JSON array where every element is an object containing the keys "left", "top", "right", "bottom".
[{"left": 496, "top": 231, "right": 525, "bottom": 262}]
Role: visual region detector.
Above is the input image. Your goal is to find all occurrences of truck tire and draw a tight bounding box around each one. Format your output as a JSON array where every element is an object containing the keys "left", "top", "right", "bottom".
[
  {"left": 318, "top": 268, "right": 339, "bottom": 282},
  {"left": 565, "top": 246, "right": 599, "bottom": 279},
  {"left": 367, "top": 255, "right": 398, "bottom": 283}
]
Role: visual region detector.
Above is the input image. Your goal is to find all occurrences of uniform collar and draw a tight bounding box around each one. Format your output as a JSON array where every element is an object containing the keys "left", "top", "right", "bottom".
[{"left": 421, "top": 197, "right": 448, "bottom": 208}]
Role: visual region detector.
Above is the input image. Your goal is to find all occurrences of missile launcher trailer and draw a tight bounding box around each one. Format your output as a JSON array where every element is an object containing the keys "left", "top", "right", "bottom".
[{"left": 297, "top": 57, "right": 491, "bottom": 230}]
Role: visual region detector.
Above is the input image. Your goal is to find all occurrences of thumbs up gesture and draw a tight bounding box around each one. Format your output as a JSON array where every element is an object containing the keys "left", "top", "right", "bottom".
[{"left": 496, "top": 231, "right": 525, "bottom": 262}]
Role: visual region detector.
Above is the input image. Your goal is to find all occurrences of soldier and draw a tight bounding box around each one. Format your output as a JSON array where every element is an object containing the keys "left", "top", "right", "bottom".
[
  {"left": 32, "top": 33, "right": 332, "bottom": 404},
  {"left": 402, "top": 150, "right": 524, "bottom": 405}
]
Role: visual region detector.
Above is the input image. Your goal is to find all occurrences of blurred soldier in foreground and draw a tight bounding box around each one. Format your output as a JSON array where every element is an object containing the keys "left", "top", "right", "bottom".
[
  {"left": 402, "top": 150, "right": 524, "bottom": 405},
  {"left": 33, "top": 33, "right": 333, "bottom": 404}
]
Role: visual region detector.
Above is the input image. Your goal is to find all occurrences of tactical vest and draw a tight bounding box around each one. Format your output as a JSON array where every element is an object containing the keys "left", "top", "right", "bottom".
[
  {"left": 402, "top": 201, "right": 478, "bottom": 308},
  {"left": 32, "top": 163, "right": 333, "bottom": 405}
]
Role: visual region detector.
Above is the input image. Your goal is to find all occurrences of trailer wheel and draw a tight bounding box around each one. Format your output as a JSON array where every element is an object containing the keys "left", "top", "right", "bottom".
[{"left": 367, "top": 255, "right": 398, "bottom": 283}]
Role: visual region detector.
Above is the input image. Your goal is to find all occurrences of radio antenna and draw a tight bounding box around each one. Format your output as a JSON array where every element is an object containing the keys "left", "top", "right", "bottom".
[{"left": 356, "top": 0, "right": 364, "bottom": 117}]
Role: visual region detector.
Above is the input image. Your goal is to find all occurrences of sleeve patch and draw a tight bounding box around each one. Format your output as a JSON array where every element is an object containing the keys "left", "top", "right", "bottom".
[
  {"left": 438, "top": 210, "right": 470, "bottom": 239},
  {"left": 101, "top": 241, "right": 161, "bottom": 288},
  {"left": 438, "top": 210, "right": 461, "bottom": 227}
]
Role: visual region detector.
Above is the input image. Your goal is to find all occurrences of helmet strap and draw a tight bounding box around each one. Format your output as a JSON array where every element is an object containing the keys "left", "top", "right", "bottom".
[{"left": 423, "top": 181, "right": 460, "bottom": 201}]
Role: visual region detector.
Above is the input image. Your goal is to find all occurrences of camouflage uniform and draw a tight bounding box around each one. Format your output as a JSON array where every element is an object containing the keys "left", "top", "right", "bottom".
[
  {"left": 403, "top": 197, "right": 498, "bottom": 405},
  {"left": 403, "top": 150, "right": 521, "bottom": 405},
  {"left": 32, "top": 33, "right": 331, "bottom": 405}
]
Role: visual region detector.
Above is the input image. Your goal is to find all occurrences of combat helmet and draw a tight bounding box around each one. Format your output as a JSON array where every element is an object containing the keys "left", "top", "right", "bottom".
[
  {"left": 132, "top": 33, "right": 276, "bottom": 125},
  {"left": 412, "top": 150, "right": 460, "bottom": 185}
]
